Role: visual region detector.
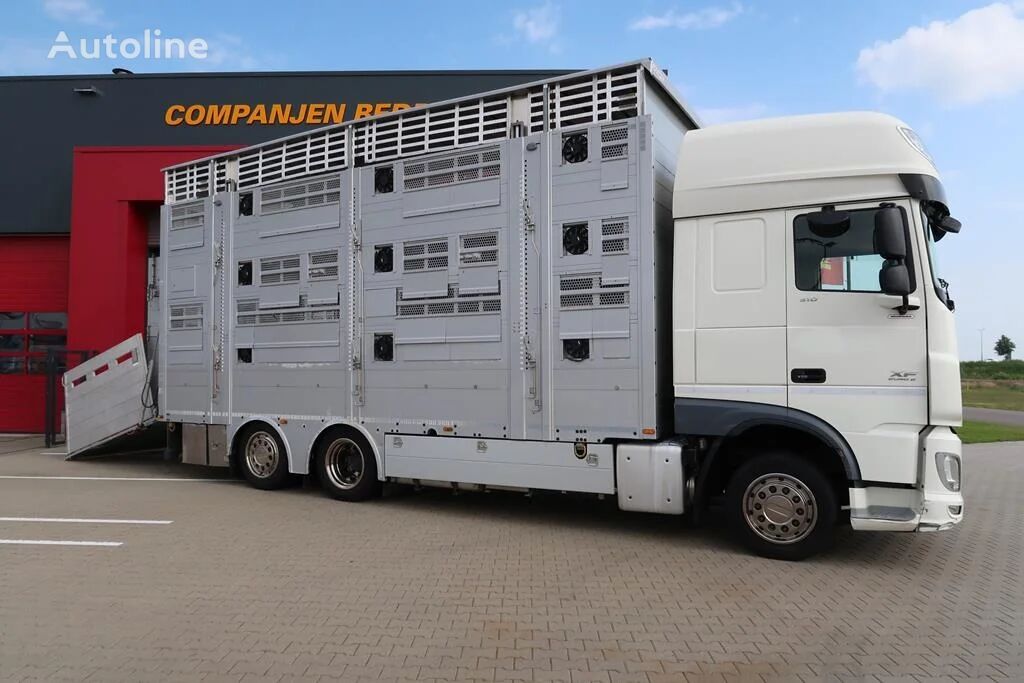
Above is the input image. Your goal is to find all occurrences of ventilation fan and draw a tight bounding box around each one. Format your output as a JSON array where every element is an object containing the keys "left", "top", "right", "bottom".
[
  {"left": 563, "top": 339, "right": 590, "bottom": 362},
  {"left": 374, "top": 166, "right": 394, "bottom": 194},
  {"left": 562, "top": 222, "right": 589, "bottom": 256},
  {"left": 238, "top": 192, "right": 254, "bottom": 216},
  {"left": 562, "top": 133, "right": 588, "bottom": 163},
  {"left": 373, "top": 333, "right": 394, "bottom": 362},
  {"left": 374, "top": 245, "right": 394, "bottom": 273}
]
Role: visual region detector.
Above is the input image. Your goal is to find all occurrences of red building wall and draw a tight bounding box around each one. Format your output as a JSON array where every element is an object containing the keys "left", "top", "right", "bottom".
[
  {"left": 0, "top": 236, "right": 69, "bottom": 432},
  {"left": 0, "top": 146, "right": 235, "bottom": 432},
  {"left": 68, "top": 146, "right": 234, "bottom": 354}
]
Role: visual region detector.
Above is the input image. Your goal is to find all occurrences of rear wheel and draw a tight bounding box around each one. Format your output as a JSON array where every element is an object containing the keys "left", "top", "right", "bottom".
[
  {"left": 725, "top": 452, "right": 837, "bottom": 560},
  {"left": 315, "top": 429, "right": 382, "bottom": 502},
  {"left": 238, "top": 424, "right": 291, "bottom": 490}
]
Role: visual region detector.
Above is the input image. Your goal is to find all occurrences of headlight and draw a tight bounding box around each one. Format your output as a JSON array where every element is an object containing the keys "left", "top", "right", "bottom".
[{"left": 935, "top": 451, "right": 961, "bottom": 492}]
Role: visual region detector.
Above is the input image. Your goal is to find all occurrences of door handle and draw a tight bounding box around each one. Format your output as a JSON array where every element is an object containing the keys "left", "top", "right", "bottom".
[{"left": 791, "top": 368, "right": 826, "bottom": 384}]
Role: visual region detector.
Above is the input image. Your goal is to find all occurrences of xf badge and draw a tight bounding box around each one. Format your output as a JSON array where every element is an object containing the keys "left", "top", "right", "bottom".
[{"left": 889, "top": 371, "right": 918, "bottom": 382}]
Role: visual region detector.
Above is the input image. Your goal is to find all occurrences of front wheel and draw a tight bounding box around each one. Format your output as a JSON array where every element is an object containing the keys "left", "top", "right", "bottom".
[
  {"left": 238, "top": 424, "right": 291, "bottom": 490},
  {"left": 725, "top": 452, "right": 838, "bottom": 561},
  {"left": 315, "top": 430, "right": 382, "bottom": 502}
]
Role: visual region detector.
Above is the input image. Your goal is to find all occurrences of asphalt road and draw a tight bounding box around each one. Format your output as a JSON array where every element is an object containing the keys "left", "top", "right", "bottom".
[{"left": 965, "top": 406, "right": 1024, "bottom": 427}]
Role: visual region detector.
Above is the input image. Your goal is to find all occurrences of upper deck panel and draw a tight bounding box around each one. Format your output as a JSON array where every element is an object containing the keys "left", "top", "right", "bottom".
[{"left": 164, "top": 59, "right": 700, "bottom": 204}]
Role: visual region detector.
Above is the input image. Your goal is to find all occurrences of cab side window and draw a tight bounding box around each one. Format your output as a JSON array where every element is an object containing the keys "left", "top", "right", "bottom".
[{"left": 794, "top": 206, "right": 913, "bottom": 293}]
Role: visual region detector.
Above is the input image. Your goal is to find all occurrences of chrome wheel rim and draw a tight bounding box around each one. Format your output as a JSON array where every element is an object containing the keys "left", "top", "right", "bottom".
[
  {"left": 244, "top": 431, "right": 279, "bottom": 479},
  {"left": 742, "top": 472, "right": 817, "bottom": 545},
  {"left": 324, "top": 438, "right": 364, "bottom": 490}
]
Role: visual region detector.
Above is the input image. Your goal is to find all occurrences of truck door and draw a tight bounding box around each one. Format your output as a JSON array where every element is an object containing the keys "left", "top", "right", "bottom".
[
  {"left": 785, "top": 199, "right": 928, "bottom": 484},
  {"left": 161, "top": 196, "right": 216, "bottom": 423}
]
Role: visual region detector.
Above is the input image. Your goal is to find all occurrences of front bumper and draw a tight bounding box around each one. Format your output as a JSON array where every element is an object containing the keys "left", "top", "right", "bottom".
[{"left": 849, "top": 426, "right": 964, "bottom": 532}]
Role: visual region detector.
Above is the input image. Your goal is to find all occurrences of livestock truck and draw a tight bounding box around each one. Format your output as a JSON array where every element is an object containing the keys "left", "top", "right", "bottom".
[{"left": 146, "top": 60, "right": 963, "bottom": 559}]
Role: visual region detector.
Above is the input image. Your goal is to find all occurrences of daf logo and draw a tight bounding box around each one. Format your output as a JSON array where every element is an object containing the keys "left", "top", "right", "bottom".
[{"left": 889, "top": 371, "right": 918, "bottom": 382}]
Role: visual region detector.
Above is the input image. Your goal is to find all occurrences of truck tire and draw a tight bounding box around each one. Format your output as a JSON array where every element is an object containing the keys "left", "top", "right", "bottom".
[
  {"left": 315, "top": 429, "right": 382, "bottom": 502},
  {"left": 725, "top": 452, "right": 837, "bottom": 561},
  {"left": 238, "top": 424, "right": 291, "bottom": 490}
]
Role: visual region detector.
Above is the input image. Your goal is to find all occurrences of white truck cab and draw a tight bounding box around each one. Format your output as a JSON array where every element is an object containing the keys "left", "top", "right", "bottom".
[{"left": 672, "top": 112, "right": 963, "bottom": 557}]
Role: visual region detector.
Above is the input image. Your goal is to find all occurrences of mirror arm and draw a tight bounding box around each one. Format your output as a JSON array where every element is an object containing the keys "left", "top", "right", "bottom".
[{"left": 893, "top": 294, "right": 920, "bottom": 315}]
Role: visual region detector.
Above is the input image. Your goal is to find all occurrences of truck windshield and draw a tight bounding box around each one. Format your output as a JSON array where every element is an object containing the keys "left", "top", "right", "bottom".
[{"left": 920, "top": 202, "right": 957, "bottom": 311}]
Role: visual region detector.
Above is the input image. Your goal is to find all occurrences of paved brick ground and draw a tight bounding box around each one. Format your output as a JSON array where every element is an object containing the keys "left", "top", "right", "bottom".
[{"left": 0, "top": 436, "right": 1021, "bottom": 682}]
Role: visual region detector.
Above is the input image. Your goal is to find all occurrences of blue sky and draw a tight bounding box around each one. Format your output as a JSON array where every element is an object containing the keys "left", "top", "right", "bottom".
[{"left": 2, "top": 0, "right": 1022, "bottom": 359}]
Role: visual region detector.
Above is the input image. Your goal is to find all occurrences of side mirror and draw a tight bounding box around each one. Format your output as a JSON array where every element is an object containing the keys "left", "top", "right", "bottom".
[
  {"left": 879, "top": 263, "right": 912, "bottom": 297},
  {"left": 873, "top": 207, "right": 907, "bottom": 259},
  {"left": 938, "top": 215, "right": 961, "bottom": 234},
  {"left": 806, "top": 210, "right": 850, "bottom": 238}
]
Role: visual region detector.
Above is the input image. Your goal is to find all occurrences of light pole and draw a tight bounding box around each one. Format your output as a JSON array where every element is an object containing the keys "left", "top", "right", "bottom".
[{"left": 978, "top": 328, "right": 985, "bottom": 361}]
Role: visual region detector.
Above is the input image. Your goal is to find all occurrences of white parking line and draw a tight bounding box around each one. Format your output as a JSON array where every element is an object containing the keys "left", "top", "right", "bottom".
[
  {"left": 0, "top": 539, "right": 122, "bottom": 547},
  {"left": 0, "top": 475, "right": 228, "bottom": 482},
  {"left": 0, "top": 517, "right": 173, "bottom": 525}
]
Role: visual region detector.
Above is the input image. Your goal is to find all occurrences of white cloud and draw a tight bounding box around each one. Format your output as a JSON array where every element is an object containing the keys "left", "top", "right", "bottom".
[
  {"left": 856, "top": 2, "right": 1024, "bottom": 106},
  {"left": 43, "top": 0, "right": 106, "bottom": 26},
  {"left": 700, "top": 103, "right": 768, "bottom": 125},
  {"left": 512, "top": 3, "right": 560, "bottom": 48},
  {"left": 630, "top": 4, "right": 742, "bottom": 31}
]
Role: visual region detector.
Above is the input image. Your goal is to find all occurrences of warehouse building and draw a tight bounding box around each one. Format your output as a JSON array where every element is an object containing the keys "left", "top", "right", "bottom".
[{"left": 0, "top": 68, "right": 569, "bottom": 432}]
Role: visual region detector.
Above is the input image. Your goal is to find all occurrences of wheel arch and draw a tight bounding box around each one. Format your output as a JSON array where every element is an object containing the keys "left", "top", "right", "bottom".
[
  {"left": 675, "top": 398, "right": 860, "bottom": 513},
  {"left": 307, "top": 420, "right": 383, "bottom": 481},
  {"left": 230, "top": 417, "right": 294, "bottom": 474}
]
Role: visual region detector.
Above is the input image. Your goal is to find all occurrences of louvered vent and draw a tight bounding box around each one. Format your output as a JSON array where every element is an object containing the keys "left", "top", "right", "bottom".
[
  {"left": 236, "top": 299, "right": 258, "bottom": 326},
  {"left": 237, "top": 129, "right": 346, "bottom": 190},
  {"left": 260, "top": 255, "right": 301, "bottom": 285},
  {"left": 395, "top": 285, "right": 501, "bottom": 318},
  {"left": 308, "top": 250, "right": 340, "bottom": 280},
  {"left": 459, "top": 231, "right": 499, "bottom": 266},
  {"left": 404, "top": 148, "right": 501, "bottom": 191},
  {"left": 529, "top": 66, "right": 640, "bottom": 133},
  {"left": 166, "top": 163, "right": 211, "bottom": 203},
  {"left": 261, "top": 176, "right": 342, "bottom": 215},
  {"left": 403, "top": 239, "right": 449, "bottom": 272},
  {"left": 558, "top": 274, "right": 629, "bottom": 309},
  {"left": 213, "top": 159, "right": 229, "bottom": 194},
  {"left": 169, "top": 304, "right": 203, "bottom": 329},
  {"left": 601, "top": 217, "right": 629, "bottom": 254},
  {"left": 236, "top": 299, "right": 339, "bottom": 326},
  {"left": 169, "top": 202, "right": 204, "bottom": 231},
  {"left": 354, "top": 98, "right": 509, "bottom": 165}
]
